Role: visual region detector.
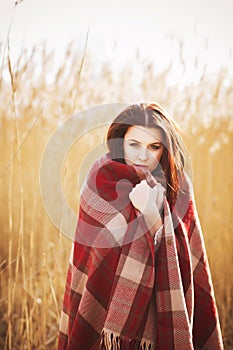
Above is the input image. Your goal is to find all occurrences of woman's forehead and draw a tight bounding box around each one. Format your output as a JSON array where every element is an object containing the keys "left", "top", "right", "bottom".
[{"left": 124, "top": 125, "right": 163, "bottom": 143}]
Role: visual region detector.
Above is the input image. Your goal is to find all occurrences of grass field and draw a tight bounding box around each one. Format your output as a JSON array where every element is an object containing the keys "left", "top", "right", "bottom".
[{"left": 0, "top": 42, "right": 233, "bottom": 349}]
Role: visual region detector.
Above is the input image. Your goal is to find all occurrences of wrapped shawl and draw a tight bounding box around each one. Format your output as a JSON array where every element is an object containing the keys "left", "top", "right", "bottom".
[{"left": 58, "top": 153, "right": 223, "bottom": 349}]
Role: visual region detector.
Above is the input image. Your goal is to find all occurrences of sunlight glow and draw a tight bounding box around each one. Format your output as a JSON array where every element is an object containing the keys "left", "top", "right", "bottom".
[{"left": 0, "top": 0, "right": 232, "bottom": 87}]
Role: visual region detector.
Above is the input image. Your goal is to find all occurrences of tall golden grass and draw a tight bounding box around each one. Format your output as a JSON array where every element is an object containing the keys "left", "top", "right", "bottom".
[{"left": 0, "top": 41, "right": 233, "bottom": 349}]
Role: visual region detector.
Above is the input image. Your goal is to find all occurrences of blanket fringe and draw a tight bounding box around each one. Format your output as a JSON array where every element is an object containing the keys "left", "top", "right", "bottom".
[
  {"left": 101, "top": 329, "right": 154, "bottom": 350},
  {"left": 101, "top": 330, "right": 121, "bottom": 350}
]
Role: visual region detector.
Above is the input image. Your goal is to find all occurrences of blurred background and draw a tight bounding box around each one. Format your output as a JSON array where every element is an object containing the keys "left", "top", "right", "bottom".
[{"left": 0, "top": 0, "right": 232, "bottom": 348}]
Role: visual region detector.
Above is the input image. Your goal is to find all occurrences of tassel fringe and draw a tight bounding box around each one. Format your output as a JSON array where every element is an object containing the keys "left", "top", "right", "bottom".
[{"left": 101, "top": 329, "right": 154, "bottom": 350}]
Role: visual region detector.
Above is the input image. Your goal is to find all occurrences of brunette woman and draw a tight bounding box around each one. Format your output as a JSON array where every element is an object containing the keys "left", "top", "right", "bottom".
[{"left": 58, "top": 103, "right": 223, "bottom": 349}]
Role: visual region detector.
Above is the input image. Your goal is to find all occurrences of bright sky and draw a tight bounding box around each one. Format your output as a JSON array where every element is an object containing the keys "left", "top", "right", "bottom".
[{"left": 0, "top": 0, "right": 232, "bottom": 82}]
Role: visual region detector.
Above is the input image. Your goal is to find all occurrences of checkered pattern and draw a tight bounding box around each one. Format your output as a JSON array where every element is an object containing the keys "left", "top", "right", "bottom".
[{"left": 58, "top": 154, "right": 223, "bottom": 349}]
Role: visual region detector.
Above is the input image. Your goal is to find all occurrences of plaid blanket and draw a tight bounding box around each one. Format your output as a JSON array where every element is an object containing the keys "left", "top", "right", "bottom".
[{"left": 58, "top": 153, "right": 223, "bottom": 349}]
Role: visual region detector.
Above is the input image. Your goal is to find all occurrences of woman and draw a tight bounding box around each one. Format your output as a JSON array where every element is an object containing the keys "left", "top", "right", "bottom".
[{"left": 58, "top": 103, "right": 224, "bottom": 349}]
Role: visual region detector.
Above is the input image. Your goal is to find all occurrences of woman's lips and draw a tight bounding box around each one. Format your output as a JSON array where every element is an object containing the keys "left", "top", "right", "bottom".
[{"left": 134, "top": 164, "right": 148, "bottom": 168}]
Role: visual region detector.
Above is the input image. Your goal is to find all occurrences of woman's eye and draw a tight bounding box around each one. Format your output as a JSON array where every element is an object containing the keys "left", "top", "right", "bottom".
[
  {"left": 150, "top": 144, "right": 160, "bottom": 150},
  {"left": 129, "top": 143, "right": 139, "bottom": 148}
]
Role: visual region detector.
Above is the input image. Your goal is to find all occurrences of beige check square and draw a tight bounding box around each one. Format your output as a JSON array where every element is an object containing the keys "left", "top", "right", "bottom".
[
  {"left": 71, "top": 266, "right": 88, "bottom": 295},
  {"left": 105, "top": 213, "right": 127, "bottom": 241},
  {"left": 59, "top": 310, "right": 69, "bottom": 335},
  {"left": 170, "top": 289, "right": 185, "bottom": 311},
  {"left": 120, "top": 256, "right": 145, "bottom": 284},
  {"left": 191, "top": 253, "right": 200, "bottom": 272}
]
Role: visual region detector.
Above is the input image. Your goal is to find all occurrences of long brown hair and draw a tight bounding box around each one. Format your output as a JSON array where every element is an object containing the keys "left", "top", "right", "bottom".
[{"left": 106, "top": 102, "right": 188, "bottom": 207}]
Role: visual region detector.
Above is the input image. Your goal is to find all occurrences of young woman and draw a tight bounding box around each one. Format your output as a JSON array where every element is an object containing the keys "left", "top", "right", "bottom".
[{"left": 58, "top": 103, "right": 224, "bottom": 349}]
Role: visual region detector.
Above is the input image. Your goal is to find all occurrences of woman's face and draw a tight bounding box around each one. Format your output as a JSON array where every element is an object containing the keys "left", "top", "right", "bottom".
[{"left": 123, "top": 125, "right": 164, "bottom": 172}]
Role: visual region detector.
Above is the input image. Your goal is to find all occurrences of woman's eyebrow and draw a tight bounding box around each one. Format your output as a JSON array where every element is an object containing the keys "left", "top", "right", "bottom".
[
  {"left": 126, "top": 138, "right": 162, "bottom": 144},
  {"left": 126, "top": 138, "right": 140, "bottom": 142},
  {"left": 150, "top": 141, "right": 163, "bottom": 145}
]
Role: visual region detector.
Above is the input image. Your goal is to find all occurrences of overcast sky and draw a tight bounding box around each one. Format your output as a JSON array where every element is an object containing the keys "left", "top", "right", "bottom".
[{"left": 0, "top": 0, "right": 232, "bottom": 77}]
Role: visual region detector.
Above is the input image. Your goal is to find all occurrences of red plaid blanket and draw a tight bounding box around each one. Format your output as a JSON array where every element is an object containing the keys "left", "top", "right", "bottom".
[{"left": 58, "top": 154, "right": 223, "bottom": 349}]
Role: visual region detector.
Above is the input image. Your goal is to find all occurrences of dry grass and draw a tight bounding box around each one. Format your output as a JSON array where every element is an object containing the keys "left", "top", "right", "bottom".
[{"left": 0, "top": 41, "right": 233, "bottom": 349}]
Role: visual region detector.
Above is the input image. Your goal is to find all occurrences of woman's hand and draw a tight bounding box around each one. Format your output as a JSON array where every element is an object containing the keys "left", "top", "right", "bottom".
[
  {"left": 129, "top": 180, "right": 165, "bottom": 234},
  {"left": 129, "top": 180, "right": 164, "bottom": 214}
]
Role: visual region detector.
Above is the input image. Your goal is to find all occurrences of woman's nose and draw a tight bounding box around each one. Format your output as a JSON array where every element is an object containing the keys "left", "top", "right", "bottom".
[{"left": 138, "top": 147, "right": 148, "bottom": 160}]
